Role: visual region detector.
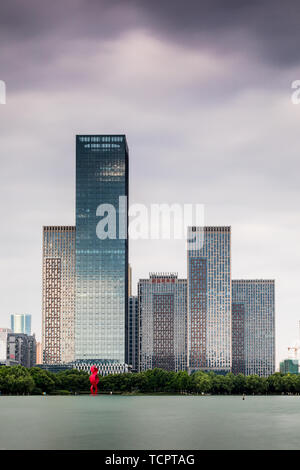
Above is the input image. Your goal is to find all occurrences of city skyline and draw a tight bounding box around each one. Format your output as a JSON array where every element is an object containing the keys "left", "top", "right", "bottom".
[{"left": 1, "top": 0, "right": 300, "bottom": 367}]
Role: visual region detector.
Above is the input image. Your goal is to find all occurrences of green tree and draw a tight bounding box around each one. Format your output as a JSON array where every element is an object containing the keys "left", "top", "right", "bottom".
[
  {"left": 29, "top": 368, "right": 55, "bottom": 393},
  {"left": 193, "top": 371, "right": 212, "bottom": 394},
  {"left": 245, "top": 375, "right": 267, "bottom": 394},
  {"left": 267, "top": 373, "right": 284, "bottom": 394},
  {"left": 232, "top": 373, "right": 246, "bottom": 394}
]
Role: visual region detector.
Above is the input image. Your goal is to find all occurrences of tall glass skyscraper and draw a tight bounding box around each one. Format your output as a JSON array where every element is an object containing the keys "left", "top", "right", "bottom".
[
  {"left": 232, "top": 280, "right": 275, "bottom": 377},
  {"left": 11, "top": 314, "right": 31, "bottom": 336},
  {"left": 75, "top": 135, "right": 128, "bottom": 364},
  {"left": 138, "top": 273, "right": 187, "bottom": 372},
  {"left": 187, "top": 226, "right": 231, "bottom": 374}
]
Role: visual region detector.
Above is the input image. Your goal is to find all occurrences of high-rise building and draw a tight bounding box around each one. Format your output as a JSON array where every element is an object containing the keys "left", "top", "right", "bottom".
[
  {"left": 10, "top": 314, "right": 31, "bottom": 336},
  {"left": 7, "top": 333, "right": 36, "bottom": 368},
  {"left": 0, "top": 328, "right": 11, "bottom": 363},
  {"left": 128, "top": 296, "right": 139, "bottom": 372},
  {"left": 128, "top": 264, "right": 132, "bottom": 297},
  {"left": 231, "top": 302, "right": 245, "bottom": 374},
  {"left": 36, "top": 341, "right": 43, "bottom": 365},
  {"left": 75, "top": 135, "right": 128, "bottom": 366},
  {"left": 139, "top": 273, "right": 187, "bottom": 372},
  {"left": 42, "top": 226, "right": 76, "bottom": 364},
  {"left": 232, "top": 280, "right": 275, "bottom": 377},
  {"left": 187, "top": 226, "right": 231, "bottom": 374}
]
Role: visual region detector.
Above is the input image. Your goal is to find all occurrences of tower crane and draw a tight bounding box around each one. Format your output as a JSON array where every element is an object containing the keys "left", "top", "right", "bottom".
[{"left": 288, "top": 321, "right": 300, "bottom": 360}]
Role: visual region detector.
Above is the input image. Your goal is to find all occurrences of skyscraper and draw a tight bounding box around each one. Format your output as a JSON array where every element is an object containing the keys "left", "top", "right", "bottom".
[
  {"left": 187, "top": 226, "right": 231, "bottom": 374},
  {"left": 139, "top": 273, "right": 187, "bottom": 372},
  {"left": 231, "top": 302, "right": 245, "bottom": 374},
  {"left": 10, "top": 314, "right": 31, "bottom": 336},
  {"left": 42, "top": 226, "right": 76, "bottom": 364},
  {"left": 232, "top": 279, "right": 275, "bottom": 377},
  {"left": 36, "top": 341, "right": 43, "bottom": 365},
  {"left": 75, "top": 135, "right": 128, "bottom": 367},
  {"left": 128, "top": 264, "right": 132, "bottom": 297},
  {"left": 128, "top": 296, "right": 139, "bottom": 372}
]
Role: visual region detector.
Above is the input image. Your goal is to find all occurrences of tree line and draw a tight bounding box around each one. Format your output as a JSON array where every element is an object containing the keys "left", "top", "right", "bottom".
[{"left": 1, "top": 366, "right": 300, "bottom": 395}]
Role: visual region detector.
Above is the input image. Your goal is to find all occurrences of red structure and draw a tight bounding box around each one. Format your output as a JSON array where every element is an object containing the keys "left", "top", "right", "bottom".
[{"left": 89, "top": 365, "right": 99, "bottom": 395}]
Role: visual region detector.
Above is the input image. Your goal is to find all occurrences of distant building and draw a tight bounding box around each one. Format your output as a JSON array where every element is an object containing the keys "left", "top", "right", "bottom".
[
  {"left": 36, "top": 341, "right": 43, "bottom": 365},
  {"left": 280, "top": 359, "right": 299, "bottom": 375},
  {"left": 73, "top": 360, "right": 129, "bottom": 376},
  {"left": 37, "top": 363, "right": 73, "bottom": 374},
  {"left": 10, "top": 314, "right": 31, "bottom": 336},
  {"left": 232, "top": 280, "right": 275, "bottom": 377},
  {"left": 139, "top": 273, "right": 187, "bottom": 372},
  {"left": 0, "top": 328, "right": 11, "bottom": 362},
  {"left": 187, "top": 226, "right": 231, "bottom": 375},
  {"left": 42, "top": 226, "right": 76, "bottom": 365},
  {"left": 128, "top": 296, "right": 139, "bottom": 372},
  {"left": 6, "top": 333, "right": 36, "bottom": 368}
]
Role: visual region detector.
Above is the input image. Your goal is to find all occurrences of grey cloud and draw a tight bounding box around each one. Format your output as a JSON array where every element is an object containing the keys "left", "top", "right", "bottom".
[{"left": 1, "top": 0, "right": 300, "bottom": 65}]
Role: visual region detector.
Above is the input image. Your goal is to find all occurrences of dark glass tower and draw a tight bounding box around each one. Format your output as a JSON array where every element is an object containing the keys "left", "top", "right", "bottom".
[{"left": 75, "top": 135, "right": 128, "bottom": 364}]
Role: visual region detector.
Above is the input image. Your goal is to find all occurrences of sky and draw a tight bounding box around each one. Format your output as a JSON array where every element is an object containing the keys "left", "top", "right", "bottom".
[{"left": 0, "top": 0, "right": 300, "bottom": 366}]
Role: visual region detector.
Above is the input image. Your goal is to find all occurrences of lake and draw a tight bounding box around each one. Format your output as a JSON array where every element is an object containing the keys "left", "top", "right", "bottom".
[{"left": 0, "top": 395, "right": 299, "bottom": 449}]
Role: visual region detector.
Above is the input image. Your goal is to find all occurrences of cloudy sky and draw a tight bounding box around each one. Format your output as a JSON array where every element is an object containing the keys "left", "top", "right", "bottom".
[{"left": 1, "top": 0, "right": 300, "bottom": 365}]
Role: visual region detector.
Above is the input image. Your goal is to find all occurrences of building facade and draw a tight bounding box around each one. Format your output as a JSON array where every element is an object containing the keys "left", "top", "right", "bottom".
[
  {"left": 232, "top": 280, "right": 275, "bottom": 377},
  {"left": 7, "top": 333, "right": 36, "bottom": 368},
  {"left": 73, "top": 360, "right": 129, "bottom": 376},
  {"left": 139, "top": 273, "right": 187, "bottom": 372},
  {"left": 231, "top": 303, "right": 245, "bottom": 374},
  {"left": 280, "top": 359, "right": 298, "bottom": 375},
  {"left": 128, "top": 296, "right": 139, "bottom": 372},
  {"left": 0, "top": 328, "right": 11, "bottom": 363},
  {"left": 42, "top": 226, "right": 76, "bottom": 364},
  {"left": 36, "top": 341, "right": 43, "bottom": 365},
  {"left": 187, "top": 226, "right": 231, "bottom": 374},
  {"left": 75, "top": 135, "right": 129, "bottom": 365},
  {"left": 128, "top": 264, "right": 132, "bottom": 297},
  {"left": 10, "top": 314, "right": 31, "bottom": 336}
]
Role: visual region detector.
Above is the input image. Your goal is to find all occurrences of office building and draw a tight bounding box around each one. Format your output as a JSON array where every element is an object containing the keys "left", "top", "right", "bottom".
[
  {"left": 139, "top": 273, "right": 187, "bottom": 372},
  {"left": 36, "top": 341, "right": 43, "bottom": 365},
  {"left": 231, "top": 302, "right": 245, "bottom": 374},
  {"left": 42, "top": 226, "right": 76, "bottom": 364},
  {"left": 128, "top": 264, "right": 132, "bottom": 297},
  {"left": 0, "top": 328, "right": 11, "bottom": 362},
  {"left": 232, "top": 280, "right": 275, "bottom": 377},
  {"left": 75, "top": 135, "right": 128, "bottom": 365},
  {"left": 10, "top": 314, "right": 31, "bottom": 335},
  {"left": 128, "top": 296, "right": 139, "bottom": 372},
  {"left": 7, "top": 333, "right": 36, "bottom": 368},
  {"left": 187, "top": 226, "right": 231, "bottom": 374}
]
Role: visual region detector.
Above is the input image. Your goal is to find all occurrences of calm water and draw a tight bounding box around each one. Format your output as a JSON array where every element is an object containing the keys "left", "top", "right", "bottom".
[{"left": 0, "top": 395, "right": 300, "bottom": 449}]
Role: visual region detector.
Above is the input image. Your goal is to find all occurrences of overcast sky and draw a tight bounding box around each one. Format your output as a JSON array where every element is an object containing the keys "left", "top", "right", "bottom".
[{"left": 1, "top": 0, "right": 300, "bottom": 366}]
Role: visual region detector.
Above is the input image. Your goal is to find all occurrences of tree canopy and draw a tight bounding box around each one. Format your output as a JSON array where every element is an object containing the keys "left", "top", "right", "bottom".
[{"left": 0, "top": 366, "right": 298, "bottom": 395}]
